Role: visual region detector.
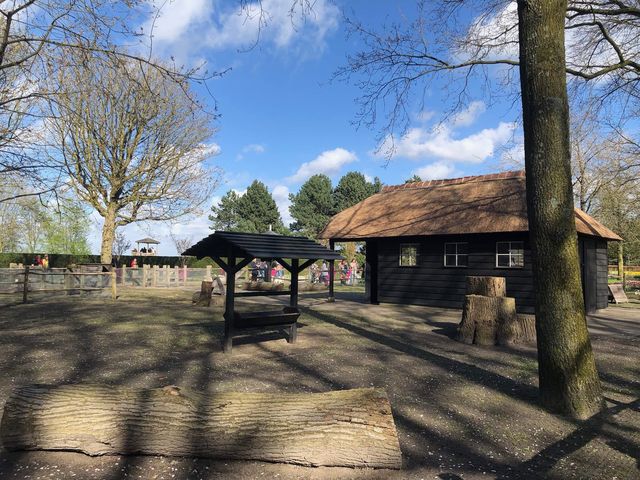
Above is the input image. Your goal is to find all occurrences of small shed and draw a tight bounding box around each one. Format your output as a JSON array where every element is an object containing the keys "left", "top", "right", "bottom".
[{"left": 183, "top": 231, "right": 342, "bottom": 353}]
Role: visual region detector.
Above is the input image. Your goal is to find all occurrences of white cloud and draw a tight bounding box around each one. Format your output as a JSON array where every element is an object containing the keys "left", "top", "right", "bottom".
[
  {"left": 414, "top": 162, "right": 457, "bottom": 181},
  {"left": 236, "top": 143, "right": 265, "bottom": 160},
  {"left": 144, "top": 0, "right": 339, "bottom": 59},
  {"left": 287, "top": 148, "right": 358, "bottom": 183},
  {"left": 383, "top": 122, "right": 516, "bottom": 163},
  {"left": 145, "top": 0, "right": 212, "bottom": 43},
  {"left": 272, "top": 184, "right": 293, "bottom": 226},
  {"left": 451, "top": 101, "right": 486, "bottom": 127}
]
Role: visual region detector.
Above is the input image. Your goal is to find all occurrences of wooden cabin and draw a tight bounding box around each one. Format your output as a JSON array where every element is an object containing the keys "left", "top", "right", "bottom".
[{"left": 319, "top": 171, "right": 621, "bottom": 313}]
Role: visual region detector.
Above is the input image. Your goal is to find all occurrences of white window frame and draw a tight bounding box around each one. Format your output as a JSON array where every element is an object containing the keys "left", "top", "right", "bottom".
[
  {"left": 399, "top": 243, "right": 419, "bottom": 267},
  {"left": 496, "top": 241, "right": 525, "bottom": 268},
  {"left": 444, "top": 242, "right": 468, "bottom": 268}
]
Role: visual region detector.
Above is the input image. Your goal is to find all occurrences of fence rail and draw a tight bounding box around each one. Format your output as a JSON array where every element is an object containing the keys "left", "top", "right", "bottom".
[{"left": 0, "top": 267, "right": 116, "bottom": 303}]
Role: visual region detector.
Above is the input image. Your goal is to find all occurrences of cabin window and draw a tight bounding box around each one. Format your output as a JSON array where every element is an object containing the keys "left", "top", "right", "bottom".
[
  {"left": 444, "top": 242, "right": 468, "bottom": 267},
  {"left": 496, "top": 241, "right": 524, "bottom": 268},
  {"left": 399, "top": 244, "right": 419, "bottom": 267}
]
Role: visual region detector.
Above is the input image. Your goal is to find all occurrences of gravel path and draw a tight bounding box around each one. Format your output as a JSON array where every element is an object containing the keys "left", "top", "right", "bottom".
[{"left": 0, "top": 289, "right": 638, "bottom": 479}]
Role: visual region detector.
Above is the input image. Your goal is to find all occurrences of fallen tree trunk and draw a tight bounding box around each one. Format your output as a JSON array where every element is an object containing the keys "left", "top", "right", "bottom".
[{"left": 0, "top": 385, "right": 402, "bottom": 469}]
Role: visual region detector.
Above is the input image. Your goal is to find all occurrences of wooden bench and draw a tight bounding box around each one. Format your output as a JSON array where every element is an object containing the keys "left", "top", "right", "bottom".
[{"left": 230, "top": 307, "right": 301, "bottom": 346}]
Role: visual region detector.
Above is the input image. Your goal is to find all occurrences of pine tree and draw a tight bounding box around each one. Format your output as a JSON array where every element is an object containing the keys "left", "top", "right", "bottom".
[
  {"left": 334, "top": 172, "right": 379, "bottom": 212},
  {"left": 236, "top": 181, "right": 285, "bottom": 234},
  {"left": 209, "top": 190, "right": 242, "bottom": 231},
  {"left": 289, "top": 175, "right": 334, "bottom": 238}
]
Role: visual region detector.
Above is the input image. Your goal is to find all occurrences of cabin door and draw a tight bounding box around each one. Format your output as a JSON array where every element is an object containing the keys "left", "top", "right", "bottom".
[{"left": 580, "top": 237, "right": 598, "bottom": 313}]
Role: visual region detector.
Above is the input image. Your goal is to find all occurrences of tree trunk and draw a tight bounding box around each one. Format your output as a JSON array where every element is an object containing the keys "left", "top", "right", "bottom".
[
  {"left": 1, "top": 384, "right": 402, "bottom": 469},
  {"left": 618, "top": 242, "right": 625, "bottom": 287},
  {"left": 517, "top": 0, "right": 602, "bottom": 418},
  {"left": 100, "top": 205, "right": 118, "bottom": 265}
]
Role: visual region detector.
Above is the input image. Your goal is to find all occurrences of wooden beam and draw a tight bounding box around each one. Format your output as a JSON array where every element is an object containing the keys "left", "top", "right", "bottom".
[
  {"left": 275, "top": 258, "right": 292, "bottom": 272},
  {"left": 290, "top": 258, "right": 299, "bottom": 308},
  {"left": 236, "top": 291, "right": 291, "bottom": 297},
  {"left": 299, "top": 258, "right": 318, "bottom": 272},
  {"left": 212, "top": 256, "right": 228, "bottom": 272},
  {"left": 223, "top": 255, "right": 236, "bottom": 354},
  {"left": 328, "top": 240, "right": 335, "bottom": 301},
  {"left": 232, "top": 257, "right": 253, "bottom": 274}
]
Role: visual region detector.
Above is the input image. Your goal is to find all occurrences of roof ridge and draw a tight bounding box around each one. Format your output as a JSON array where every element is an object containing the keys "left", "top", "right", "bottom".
[{"left": 381, "top": 170, "right": 525, "bottom": 192}]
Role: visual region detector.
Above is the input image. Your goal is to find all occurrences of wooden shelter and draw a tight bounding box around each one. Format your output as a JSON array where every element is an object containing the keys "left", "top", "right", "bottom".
[
  {"left": 183, "top": 231, "right": 342, "bottom": 353},
  {"left": 319, "top": 171, "right": 621, "bottom": 313},
  {"left": 134, "top": 237, "right": 160, "bottom": 256}
]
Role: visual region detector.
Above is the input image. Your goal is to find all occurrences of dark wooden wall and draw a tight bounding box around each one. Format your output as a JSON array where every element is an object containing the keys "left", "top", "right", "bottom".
[{"left": 372, "top": 233, "right": 609, "bottom": 314}]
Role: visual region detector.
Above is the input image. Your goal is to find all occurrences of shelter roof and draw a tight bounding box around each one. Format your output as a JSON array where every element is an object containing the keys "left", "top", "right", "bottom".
[
  {"left": 182, "top": 231, "right": 343, "bottom": 260},
  {"left": 135, "top": 237, "right": 160, "bottom": 244},
  {"left": 319, "top": 171, "right": 621, "bottom": 241}
]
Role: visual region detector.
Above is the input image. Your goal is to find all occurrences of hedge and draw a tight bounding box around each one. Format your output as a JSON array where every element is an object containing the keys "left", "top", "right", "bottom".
[{"left": 0, "top": 253, "right": 218, "bottom": 269}]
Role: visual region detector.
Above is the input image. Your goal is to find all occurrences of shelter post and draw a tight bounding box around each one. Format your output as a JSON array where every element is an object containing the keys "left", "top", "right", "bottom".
[
  {"left": 328, "top": 239, "right": 335, "bottom": 301},
  {"left": 290, "top": 258, "right": 299, "bottom": 308},
  {"left": 223, "top": 255, "right": 236, "bottom": 353}
]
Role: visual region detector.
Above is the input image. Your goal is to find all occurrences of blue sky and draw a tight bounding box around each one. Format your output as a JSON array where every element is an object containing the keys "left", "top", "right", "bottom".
[{"left": 95, "top": 0, "right": 524, "bottom": 255}]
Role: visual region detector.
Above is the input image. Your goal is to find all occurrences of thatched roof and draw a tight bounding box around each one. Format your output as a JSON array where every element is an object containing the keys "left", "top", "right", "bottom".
[{"left": 318, "top": 171, "right": 621, "bottom": 241}]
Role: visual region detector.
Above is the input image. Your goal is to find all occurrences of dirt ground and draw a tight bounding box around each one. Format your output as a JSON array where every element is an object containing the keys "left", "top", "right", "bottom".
[{"left": 0, "top": 288, "right": 638, "bottom": 480}]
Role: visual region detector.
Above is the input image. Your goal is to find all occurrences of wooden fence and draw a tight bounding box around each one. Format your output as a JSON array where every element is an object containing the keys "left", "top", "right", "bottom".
[{"left": 0, "top": 267, "right": 116, "bottom": 304}]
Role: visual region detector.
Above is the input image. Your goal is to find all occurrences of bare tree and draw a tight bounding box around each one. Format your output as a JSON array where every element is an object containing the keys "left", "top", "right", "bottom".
[
  {"left": 46, "top": 52, "right": 220, "bottom": 264},
  {"left": 333, "top": 0, "right": 640, "bottom": 418},
  {"left": 169, "top": 232, "right": 194, "bottom": 266},
  {"left": 112, "top": 230, "right": 132, "bottom": 265},
  {"left": 0, "top": 1, "right": 218, "bottom": 200}
]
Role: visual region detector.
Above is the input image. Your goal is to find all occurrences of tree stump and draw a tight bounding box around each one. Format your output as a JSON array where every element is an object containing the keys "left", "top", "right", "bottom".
[
  {"left": 457, "top": 295, "right": 517, "bottom": 345},
  {"left": 497, "top": 314, "right": 537, "bottom": 345},
  {"left": 0, "top": 385, "right": 402, "bottom": 469},
  {"left": 466, "top": 276, "right": 507, "bottom": 297},
  {"left": 193, "top": 280, "right": 214, "bottom": 306}
]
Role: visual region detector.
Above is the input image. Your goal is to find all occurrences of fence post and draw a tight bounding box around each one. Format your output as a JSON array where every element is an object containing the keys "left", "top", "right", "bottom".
[
  {"left": 174, "top": 265, "right": 179, "bottom": 287},
  {"left": 121, "top": 265, "right": 127, "bottom": 287},
  {"left": 111, "top": 271, "right": 117, "bottom": 301},
  {"left": 22, "top": 267, "right": 29, "bottom": 304},
  {"left": 142, "top": 265, "right": 148, "bottom": 288},
  {"left": 153, "top": 265, "right": 159, "bottom": 287},
  {"left": 165, "top": 265, "right": 170, "bottom": 287}
]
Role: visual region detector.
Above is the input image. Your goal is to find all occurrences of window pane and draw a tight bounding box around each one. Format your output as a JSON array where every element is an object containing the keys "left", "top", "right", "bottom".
[
  {"left": 457, "top": 254, "right": 468, "bottom": 267},
  {"left": 445, "top": 254, "right": 457, "bottom": 266},
  {"left": 400, "top": 245, "right": 418, "bottom": 266},
  {"left": 511, "top": 254, "right": 524, "bottom": 267},
  {"left": 497, "top": 242, "right": 509, "bottom": 254},
  {"left": 497, "top": 254, "right": 510, "bottom": 267},
  {"left": 445, "top": 243, "right": 456, "bottom": 255},
  {"left": 457, "top": 243, "right": 468, "bottom": 255}
]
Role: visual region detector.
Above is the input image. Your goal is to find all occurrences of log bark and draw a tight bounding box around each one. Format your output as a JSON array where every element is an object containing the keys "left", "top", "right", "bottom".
[
  {"left": 465, "top": 276, "right": 506, "bottom": 297},
  {"left": 457, "top": 295, "right": 517, "bottom": 346},
  {"left": 0, "top": 385, "right": 402, "bottom": 469},
  {"left": 497, "top": 314, "right": 537, "bottom": 346}
]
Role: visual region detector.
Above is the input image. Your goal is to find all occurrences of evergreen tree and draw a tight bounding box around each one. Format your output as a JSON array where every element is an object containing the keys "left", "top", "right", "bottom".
[
  {"left": 236, "top": 181, "right": 285, "bottom": 234},
  {"left": 405, "top": 175, "right": 422, "bottom": 183},
  {"left": 209, "top": 190, "right": 241, "bottom": 231},
  {"left": 333, "top": 171, "right": 379, "bottom": 212},
  {"left": 289, "top": 174, "right": 334, "bottom": 238}
]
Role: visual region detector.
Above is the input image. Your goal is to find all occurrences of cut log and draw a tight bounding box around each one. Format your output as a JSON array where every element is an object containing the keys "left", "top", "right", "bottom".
[
  {"left": 0, "top": 385, "right": 402, "bottom": 469},
  {"left": 457, "top": 295, "right": 517, "bottom": 345},
  {"left": 465, "top": 276, "right": 507, "bottom": 297}
]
